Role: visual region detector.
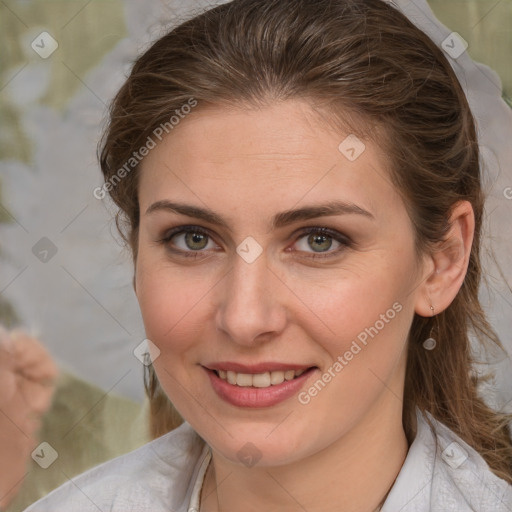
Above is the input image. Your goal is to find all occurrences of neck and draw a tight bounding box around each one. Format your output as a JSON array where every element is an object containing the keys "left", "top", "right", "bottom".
[{"left": 201, "top": 397, "right": 409, "bottom": 512}]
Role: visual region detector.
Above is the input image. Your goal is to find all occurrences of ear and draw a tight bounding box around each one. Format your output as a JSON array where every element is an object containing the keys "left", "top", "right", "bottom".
[{"left": 415, "top": 200, "right": 475, "bottom": 317}]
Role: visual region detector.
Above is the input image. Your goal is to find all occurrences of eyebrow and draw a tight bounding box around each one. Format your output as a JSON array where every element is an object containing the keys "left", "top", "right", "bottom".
[{"left": 145, "top": 200, "right": 374, "bottom": 230}]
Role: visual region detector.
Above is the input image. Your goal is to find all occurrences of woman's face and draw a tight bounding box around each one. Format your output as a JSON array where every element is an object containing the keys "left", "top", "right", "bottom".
[{"left": 135, "top": 100, "right": 426, "bottom": 466}]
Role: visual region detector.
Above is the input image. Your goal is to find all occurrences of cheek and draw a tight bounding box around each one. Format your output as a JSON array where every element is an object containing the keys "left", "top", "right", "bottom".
[
  {"left": 289, "top": 257, "right": 414, "bottom": 349},
  {"left": 292, "top": 265, "right": 414, "bottom": 423},
  {"left": 135, "top": 256, "right": 207, "bottom": 351},
  {"left": 293, "top": 265, "right": 412, "bottom": 330}
]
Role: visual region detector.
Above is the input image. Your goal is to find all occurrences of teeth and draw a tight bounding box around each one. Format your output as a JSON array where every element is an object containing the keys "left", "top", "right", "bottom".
[
  {"left": 284, "top": 370, "right": 295, "bottom": 381},
  {"left": 236, "top": 373, "right": 253, "bottom": 386},
  {"left": 270, "top": 371, "right": 285, "bottom": 385},
  {"left": 216, "top": 368, "right": 308, "bottom": 388},
  {"left": 252, "top": 373, "right": 271, "bottom": 388}
]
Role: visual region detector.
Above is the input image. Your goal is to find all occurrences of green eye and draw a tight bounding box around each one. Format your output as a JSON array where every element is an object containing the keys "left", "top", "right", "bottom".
[
  {"left": 293, "top": 227, "right": 350, "bottom": 258},
  {"left": 159, "top": 226, "right": 215, "bottom": 258},
  {"left": 184, "top": 232, "right": 209, "bottom": 251},
  {"left": 306, "top": 233, "right": 333, "bottom": 252},
  {"left": 158, "top": 225, "right": 351, "bottom": 260}
]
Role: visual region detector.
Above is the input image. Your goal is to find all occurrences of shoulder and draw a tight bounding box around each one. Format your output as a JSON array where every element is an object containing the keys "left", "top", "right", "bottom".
[
  {"left": 383, "top": 407, "right": 512, "bottom": 512},
  {"left": 426, "top": 410, "right": 512, "bottom": 511},
  {"left": 22, "top": 421, "right": 207, "bottom": 512}
]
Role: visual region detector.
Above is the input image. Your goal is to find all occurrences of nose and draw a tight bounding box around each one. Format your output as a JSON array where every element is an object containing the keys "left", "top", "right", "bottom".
[{"left": 215, "top": 250, "right": 287, "bottom": 347}]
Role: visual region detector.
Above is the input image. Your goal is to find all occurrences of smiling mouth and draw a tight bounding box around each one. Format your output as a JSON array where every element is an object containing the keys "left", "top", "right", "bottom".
[
  {"left": 212, "top": 368, "right": 316, "bottom": 388},
  {"left": 205, "top": 365, "right": 319, "bottom": 408}
]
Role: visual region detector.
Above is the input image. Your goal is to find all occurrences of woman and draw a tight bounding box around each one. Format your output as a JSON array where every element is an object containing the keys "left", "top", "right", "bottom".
[{"left": 24, "top": 0, "right": 512, "bottom": 510}]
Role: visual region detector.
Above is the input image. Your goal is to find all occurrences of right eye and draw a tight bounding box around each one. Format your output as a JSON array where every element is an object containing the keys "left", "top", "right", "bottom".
[{"left": 157, "top": 225, "right": 219, "bottom": 258}]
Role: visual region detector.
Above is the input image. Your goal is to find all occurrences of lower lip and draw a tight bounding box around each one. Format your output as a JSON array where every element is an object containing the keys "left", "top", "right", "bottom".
[{"left": 204, "top": 367, "right": 317, "bottom": 408}]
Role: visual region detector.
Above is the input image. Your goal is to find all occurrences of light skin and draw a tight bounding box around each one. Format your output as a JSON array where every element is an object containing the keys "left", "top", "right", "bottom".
[
  {"left": 0, "top": 328, "right": 58, "bottom": 509},
  {"left": 134, "top": 100, "right": 474, "bottom": 512}
]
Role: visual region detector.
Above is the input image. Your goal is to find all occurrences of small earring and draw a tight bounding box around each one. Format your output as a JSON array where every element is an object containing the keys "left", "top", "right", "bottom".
[{"left": 423, "top": 305, "right": 437, "bottom": 350}]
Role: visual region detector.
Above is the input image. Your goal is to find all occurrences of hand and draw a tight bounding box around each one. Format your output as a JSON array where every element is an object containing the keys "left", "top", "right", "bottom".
[{"left": 0, "top": 327, "right": 58, "bottom": 509}]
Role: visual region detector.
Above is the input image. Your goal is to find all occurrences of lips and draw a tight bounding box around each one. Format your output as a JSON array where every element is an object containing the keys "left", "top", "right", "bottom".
[{"left": 203, "top": 363, "right": 318, "bottom": 408}]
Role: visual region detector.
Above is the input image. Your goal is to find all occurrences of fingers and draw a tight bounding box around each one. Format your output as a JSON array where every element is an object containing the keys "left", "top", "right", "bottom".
[
  {"left": 0, "top": 362, "right": 17, "bottom": 405},
  {"left": 0, "top": 329, "right": 17, "bottom": 404},
  {"left": 0, "top": 327, "right": 57, "bottom": 510},
  {"left": 18, "top": 370, "right": 57, "bottom": 415},
  {"left": 0, "top": 326, "right": 58, "bottom": 415},
  {"left": 8, "top": 329, "right": 59, "bottom": 386}
]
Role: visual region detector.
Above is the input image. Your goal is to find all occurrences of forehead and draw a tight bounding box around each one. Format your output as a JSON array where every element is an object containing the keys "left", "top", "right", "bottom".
[{"left": 137, "top": 100, "right": 399, "bottom": 222}]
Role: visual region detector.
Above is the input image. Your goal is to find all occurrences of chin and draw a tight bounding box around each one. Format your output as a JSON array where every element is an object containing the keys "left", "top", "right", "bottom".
[{"left": 201, "top": 422, "right": 318, "bottom": 468}]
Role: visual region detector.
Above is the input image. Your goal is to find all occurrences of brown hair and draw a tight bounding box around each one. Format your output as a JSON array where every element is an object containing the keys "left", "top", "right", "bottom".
[{"left": 99, "top": 0, "right": 512, "bottom": 482}]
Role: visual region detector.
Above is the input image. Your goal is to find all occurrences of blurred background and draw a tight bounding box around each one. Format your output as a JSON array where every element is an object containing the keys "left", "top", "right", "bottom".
[{"left": 0, "top": 0, "right": 511, "bottom": 508}]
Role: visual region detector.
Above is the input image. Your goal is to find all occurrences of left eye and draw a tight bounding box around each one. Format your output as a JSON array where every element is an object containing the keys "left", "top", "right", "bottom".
[{"left": 292, "top": 228, "right": 350, "bottom": 257}]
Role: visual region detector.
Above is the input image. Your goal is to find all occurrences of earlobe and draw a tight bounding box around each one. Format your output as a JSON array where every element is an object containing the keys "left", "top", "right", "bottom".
[{"left": 415, "top": 200, "right": 475, "bottom": 317}]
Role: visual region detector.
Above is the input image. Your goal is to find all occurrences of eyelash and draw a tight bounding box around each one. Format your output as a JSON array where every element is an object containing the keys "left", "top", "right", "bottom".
[{"left": 157, "top": 225, "right": 352, "bottom": 260}]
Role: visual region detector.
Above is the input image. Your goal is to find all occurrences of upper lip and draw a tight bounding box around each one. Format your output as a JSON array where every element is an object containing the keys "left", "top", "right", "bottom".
[{"left": 203, "top": 362, "right": 315, "bottom": 373}]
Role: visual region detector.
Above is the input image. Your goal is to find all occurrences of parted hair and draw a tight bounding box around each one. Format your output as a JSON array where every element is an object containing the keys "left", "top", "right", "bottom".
[{"left": 98, "top": 0, "right": 512, "bottom": 482}]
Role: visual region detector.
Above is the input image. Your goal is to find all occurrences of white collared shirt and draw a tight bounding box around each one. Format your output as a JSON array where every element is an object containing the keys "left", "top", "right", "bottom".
[{"left": 23, "top": 407, "right": 512, "bottom": 511}]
